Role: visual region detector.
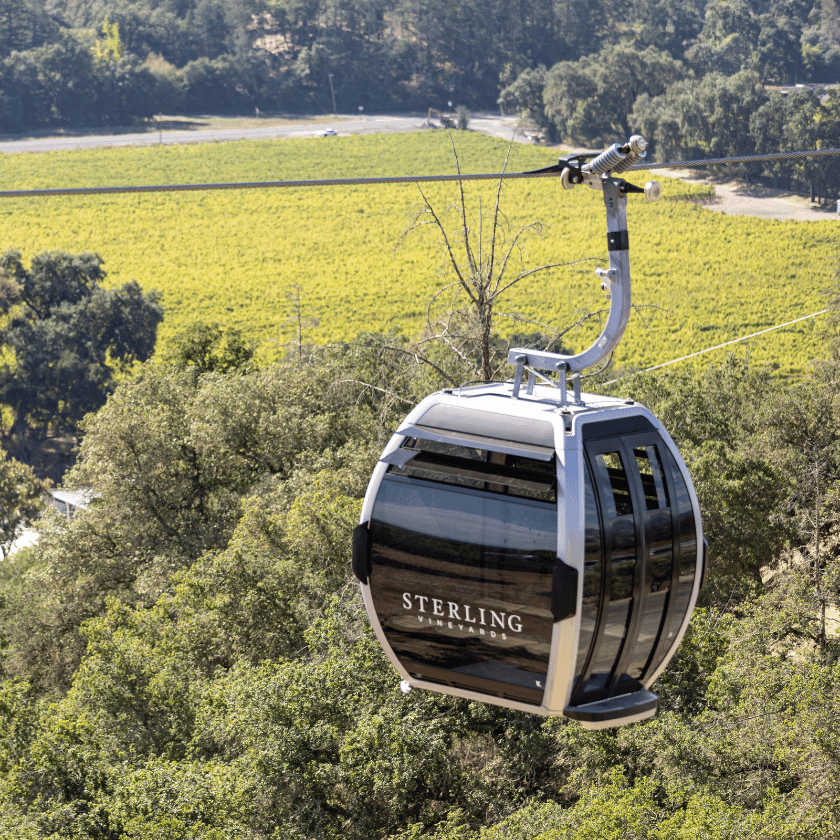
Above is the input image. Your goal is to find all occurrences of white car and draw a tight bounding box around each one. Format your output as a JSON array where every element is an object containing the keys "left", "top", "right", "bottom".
[{"left": 319, "top": 128, "right": 338, "bottom": 136}]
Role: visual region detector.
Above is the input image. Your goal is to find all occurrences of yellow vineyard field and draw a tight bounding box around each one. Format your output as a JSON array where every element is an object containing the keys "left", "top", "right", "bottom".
[{"left": 0, "top": 132, "right": 834, "bottom": 375}]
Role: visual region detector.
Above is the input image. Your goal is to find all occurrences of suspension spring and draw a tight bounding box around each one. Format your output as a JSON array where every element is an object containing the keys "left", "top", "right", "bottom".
[
  {"left": 583, "top": 144, "right": 627, "bottom": 176},
  {"left": 611, "top": 135, "right": 647, "bottom": 174},
  {"left": 584, "top": 136, "right": 648, "bottom": 176}
]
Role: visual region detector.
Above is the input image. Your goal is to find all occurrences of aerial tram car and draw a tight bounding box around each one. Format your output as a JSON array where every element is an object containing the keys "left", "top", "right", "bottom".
[{"left": 353, "top": 136, "right": 707, "bottom": 728}]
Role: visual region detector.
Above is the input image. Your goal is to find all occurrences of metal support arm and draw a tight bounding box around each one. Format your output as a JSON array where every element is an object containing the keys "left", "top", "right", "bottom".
[
  {"left": 509, "top": 178, "right": 632, "bottom": 375},
  {"left": 509, "top": 136, "right": 660, "bottom": 389}
]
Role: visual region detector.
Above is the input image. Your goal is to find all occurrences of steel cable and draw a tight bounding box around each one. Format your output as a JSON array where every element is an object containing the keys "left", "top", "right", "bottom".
[
  {"left": 629, "top": 147, "right": 840, "bottom": 170},
  {"left": 0, "top": 149, "right": 838, "bottom": 199}
]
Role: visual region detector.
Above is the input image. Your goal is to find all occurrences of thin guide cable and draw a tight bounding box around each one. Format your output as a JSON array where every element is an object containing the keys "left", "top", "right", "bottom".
[{"left": 603, "top": 308, "right": 830, "bottom": 385}]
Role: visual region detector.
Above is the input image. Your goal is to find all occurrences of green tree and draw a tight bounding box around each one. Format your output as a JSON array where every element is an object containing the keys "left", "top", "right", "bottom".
[
  {"left": 0, "top": 30, "right": 159, "bottom": 130},
  {"left": 543, "top": 44, "right": 685, "bottom": 145},
  {"left": 0, "top": 250, "right": 162, "bottom": 473},
  {"left": 0, "top": 357, "right": 373, "bottom": 694},
  {"left": 689, "top": 0, "right": 759, "bottom": 75},
  {"left": 802, "top": 0, "right": 840, "bottom": 82},
  {"left": 760, "top": 365, "right": 840, "bottom": 653},
  {"left": 756, "top": 12, "right": 805, "bottom": 83},
  {"left": 497, "top": 65, "right": 550, "bottom": 134},
  {"left": 91, "top": 17, "right": 124, "bottom": 66},
  {"left": 634, "top": 68, "right": 767, "bottom": 162},
  {"left": 750, "top": 87, "right": 825, "bottom": 195},
  {"left": 0, "top": 0, "right": 56, "bottom": 58},
  {"left": 164, "top": 320, "right": 255, "bottom": 374},
  {"left": 0, "top": 455, "right": 42, "bottom": 559},
  {"left": 623, "top": 0, "right": 705, "bottom": 57}
]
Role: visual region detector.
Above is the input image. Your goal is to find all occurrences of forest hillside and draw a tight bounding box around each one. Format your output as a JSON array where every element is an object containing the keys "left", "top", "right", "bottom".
[{"left": 0, "top": 0, "right": 839, "bottom": 201}]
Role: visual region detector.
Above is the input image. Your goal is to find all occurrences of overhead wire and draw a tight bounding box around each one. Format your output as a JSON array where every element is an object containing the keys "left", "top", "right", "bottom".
[
  {"left": 0, "top": 148, "right": 837, "bottom": 198},
  {"left": 603, "top": 308, "right": 830, "bottom": 386},
  {"left": 629, "top": 147, "right": 840, "bottom": 171},
  {"left": 0, "top": 171, "right": 539, "bottom": 199}
]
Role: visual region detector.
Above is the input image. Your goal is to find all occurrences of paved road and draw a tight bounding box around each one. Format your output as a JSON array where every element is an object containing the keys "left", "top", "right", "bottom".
[
  {"left": 704, "top": 179, "right": 838, "bottom": 221},
  {"left": 0, "top": 113, "right": 524, "bottom": 154},
  {"left": 658, "top": 167, "right": 838, "bottom": 222}
]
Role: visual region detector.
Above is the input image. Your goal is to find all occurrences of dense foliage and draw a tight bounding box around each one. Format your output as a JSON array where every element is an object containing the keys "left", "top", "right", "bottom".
[
  {"left": 499, "top": 3, "right": 840, "bottom": 197},
  {"left": 0, "top": 455, "right": 41, "bottom": 558},
  {"left": 0, "top": 249, "right": 163, "bottom": 476},
  {"left": 1, "top": 334, "right": 840, "bottom": 837}
]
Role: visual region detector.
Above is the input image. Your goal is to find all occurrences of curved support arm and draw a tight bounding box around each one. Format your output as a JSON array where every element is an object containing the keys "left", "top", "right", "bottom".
[{"left": 508, "top": 178, "right": 631, "bottom": 375}]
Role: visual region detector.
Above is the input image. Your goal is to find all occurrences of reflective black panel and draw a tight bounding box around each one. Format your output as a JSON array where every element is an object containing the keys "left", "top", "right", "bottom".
[
  {"left": 368, "top": 473, "right": 558, "bottom": 704},
  {"left": 660, "top": 448, "right": 698, "bottom": 653},
  {"left": 571, "top": 425, "right": 700, "bottom": 708},
  {"left": 389, "top": 438, "right": 556, "bottom": 502},
  {"left": 626, "top": 444, "right": 674, "bottom": 680},
  {"left": 581, "top": 416, "right": 655, "bottom": 440}
]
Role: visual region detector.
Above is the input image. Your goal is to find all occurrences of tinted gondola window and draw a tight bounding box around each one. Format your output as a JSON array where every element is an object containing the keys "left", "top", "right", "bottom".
[
  {"left": 602, "top": 452, "right": 634, "bottom": 517},
  {"left": 368, "top": 446, "right": 558, "bottom": 705},
  {"left": 660, "top": 448, "right": 698, "bottom": 652},
  {"left": 389, "top": 438, "right": 556, "bottom": 501},
  {"left": 575, "top": 448, "right": 637, "bottom": 701},
  {"left": 574, "top": 464, "right": 602, "bottom": 684},
  {"left": 635, "top": 446, "right": 669, "bottom": 511},
  {"left": 571, "top": 433, "right": 699, "bottom": 703},
  {"left": 626, "top": 445, "right": 674, "bottom": 681}
]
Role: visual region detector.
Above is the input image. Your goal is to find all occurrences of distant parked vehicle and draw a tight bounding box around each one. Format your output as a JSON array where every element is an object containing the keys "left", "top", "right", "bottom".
[{"left": 319, "top": 128, "right": 338, "bottom": 136}]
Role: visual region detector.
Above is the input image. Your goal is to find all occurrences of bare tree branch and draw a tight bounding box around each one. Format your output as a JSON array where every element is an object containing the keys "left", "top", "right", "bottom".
[
  {"left": 416, "top": 183, "right": 478, "bottom": 306},
  {"left": 492, "top": 220, "right": 545, "bottom": 294},
  {"left": 494, "top": 257, "right": 593, "bottom": 299},
  {"left": 426, "top": 280, "right": 466, "bottom": 323},
  {"left": 334, "top": 379, "right": 415, "bottom": 405},
  {"left": 488, "top": 132, "right": 516, "bottom": 284},
  {"left": 336, "top": 342, "right": 460, "bottom": 386},
  {"left": 556, "top": 307, "right": 611, "bottom": 339},
  {"left": 448, "top": 133, "right": 479, "bottom": 281},
  {"left": 400, "top": 138, "right": 604, "bottom": 381}
]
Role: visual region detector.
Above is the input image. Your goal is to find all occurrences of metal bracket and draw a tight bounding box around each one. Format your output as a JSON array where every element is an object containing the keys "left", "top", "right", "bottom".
[{"left": 510, "top": 357, "right": 582, "bottom": 407}]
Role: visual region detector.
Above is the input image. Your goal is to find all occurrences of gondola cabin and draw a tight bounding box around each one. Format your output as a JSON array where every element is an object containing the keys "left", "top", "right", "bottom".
[{"left": 353, "top": 382, "right": 705, "bottom": 728}]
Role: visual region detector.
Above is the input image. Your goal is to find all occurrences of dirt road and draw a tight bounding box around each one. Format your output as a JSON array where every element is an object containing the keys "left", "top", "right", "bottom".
[{"left": 657, "top": 167, "right": 839, "bottom": 222}]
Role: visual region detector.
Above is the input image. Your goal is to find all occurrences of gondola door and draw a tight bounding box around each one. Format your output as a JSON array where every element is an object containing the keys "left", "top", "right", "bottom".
[
  {"left": 575, "top": 437, "right": 642, "bottom": 705},
  {"left": 565, "top": 419, "right": 700, "bottom": 724}
]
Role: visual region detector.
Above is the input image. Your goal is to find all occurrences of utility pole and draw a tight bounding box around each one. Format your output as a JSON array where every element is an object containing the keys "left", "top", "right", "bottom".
[{"left": 328, "top": 74, "right": 337, "bottom": 117}]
